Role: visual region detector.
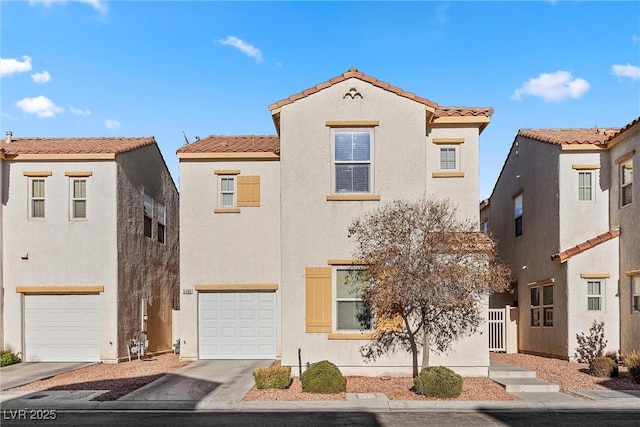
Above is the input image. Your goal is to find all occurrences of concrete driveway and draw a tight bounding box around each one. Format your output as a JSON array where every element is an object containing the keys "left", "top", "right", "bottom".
[
  {"left": 0, "top": 362, "right": 96, "bottom": 390},
  {"left": 118, "top": 359, "right": 273, "bottom": 404}
]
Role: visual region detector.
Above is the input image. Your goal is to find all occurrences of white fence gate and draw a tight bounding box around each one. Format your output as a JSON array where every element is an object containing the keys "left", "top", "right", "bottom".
[{"left": 488, "top": 308, "right": 506, "bottom": 352}]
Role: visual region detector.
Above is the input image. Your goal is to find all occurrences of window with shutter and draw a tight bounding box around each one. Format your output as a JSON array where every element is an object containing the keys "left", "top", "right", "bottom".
[{"left": 305, "top": 267, "right": 332, "bottom": 333}]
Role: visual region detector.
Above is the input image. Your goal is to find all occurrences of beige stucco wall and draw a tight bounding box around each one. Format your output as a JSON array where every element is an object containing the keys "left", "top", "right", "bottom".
[
  {"left": 179, "top": 158, "right": 281, "bottom": 360},
  {"left": 279, "top": 78, "right": 488, "bottom": 376},
  {"left": 609, "top": 124, "right": 640, "bottom": 355},
  {"left": 2, "top": 159, "right": 120, "bottom": 360},
  {"left": 116, "top": 144, "right": 180, "bottom": 360}
]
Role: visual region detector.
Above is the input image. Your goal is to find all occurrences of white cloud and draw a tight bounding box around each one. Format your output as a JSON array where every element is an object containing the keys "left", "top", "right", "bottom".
[
  {"left": 29, "top": 0, "right": 108, "bottom": 14},
  {"left": 105, "top": 119, "right": 120, "bottom": 129},
  {"left": 511, "top": 71, "right": 590, "bottom": 102},
  {"left": 218, "top": 36, "right": 264, "bottom": 63},
  {"left": 16, "top": 96, "right": 63, "bottom": 117},
  {"left": 70, "top": 106, "right": 91, "bottom": 116},
  {"left": 0, "top": 56, "right": 33, "bottom": 77},
  {"left": 632, "top": 34, "right": 639, "bottom": 44},
  {"left": 611, "top": 64, "right": 640, "bottom": 80},
  {"left": 31, "top": 70, "right": 51, "bottom": 83}
]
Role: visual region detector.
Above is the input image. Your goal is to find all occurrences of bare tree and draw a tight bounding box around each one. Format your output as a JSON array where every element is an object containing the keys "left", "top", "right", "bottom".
[{"left": 347, "top": 198, "right": 511, "bottom": 377}]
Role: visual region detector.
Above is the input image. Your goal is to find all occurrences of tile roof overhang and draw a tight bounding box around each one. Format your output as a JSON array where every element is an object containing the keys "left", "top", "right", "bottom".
[
  {"left": 268, "top": 67, "right": 493, "bottom": 136},
  {"left": 606, "top": 116, "right": 640, "bottom": 149},
  {"left": 551, "top": 229, "right": 620, "bottom": 263},
  {"left": 518, "top": 128, "right": 618, "bottom": 151},
  {"left": 1, "top": 136, "right": 156, "bottom": 160},
  {"left": 177, "top": 135, "right": 280, "bottom": 160}
]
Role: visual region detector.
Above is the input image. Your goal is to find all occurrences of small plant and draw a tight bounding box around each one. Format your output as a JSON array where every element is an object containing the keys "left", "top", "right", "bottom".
[
  {"left": 604, "top": 350, "right": 619, "bottom": 364},
  {"left": 589, "top": 356, "right": 619, "bottom": 378},
  {"left": 1, "top": 350, "right": 22, "bottom": 367},
  {"left": 623, "top": 351, "right": 640, "bottom": 383},
  {"left": 575, "top": 320, "right": 607, "bottom": 363},
  {"left": 300, "top": 360, "right": 346, "bottom": 394},
  {"left": 253, "top": 365, "right": 291, "bottom": 389},
  {"left": 413, "top": 366, "right": 463, "bottom": 398}
]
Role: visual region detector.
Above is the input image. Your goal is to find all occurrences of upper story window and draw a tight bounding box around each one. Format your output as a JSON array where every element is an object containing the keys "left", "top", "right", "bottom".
[
  {"left": 71, "top": 179, "right": 87, "bottom": 219},
  {"left": 335, "top": 268, "right": 371, "bottom": 331},
  {"left": 621, "top": 158, "right": 633, "bottom": 207},
  {"left": 333, "top": 130, "right": 372, "bottom": 193},
  {"left": 587, "top": 280, "right": 602, "bottom": 311},
  {"left": 30, "top": 178, "right": 46, "bottom": 219},
  {"left": 578, "top": 171, "right": 593, "bottom": 201},
  {"left": 633, "top": 277, "right": 640, "bottom": 313},
  {"left": 157, "top": 203, "right": 165, "bottom": 244},
  {"left": 514, "top": 193, "right": 523, "bottom": 237},
  {"left": 439, "top": 146, "right": 458, "bottom": 170},
  {"left": 219, "top": 176, "right": 236, "bottom": 208},
  {"left": 144, "top": 194, "right": 153, "bottom": 238}
]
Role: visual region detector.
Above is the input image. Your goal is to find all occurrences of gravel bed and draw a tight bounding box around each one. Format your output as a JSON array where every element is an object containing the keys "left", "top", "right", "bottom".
[{"left": 9, "top": 353, "right": 191, "bottom": 401}]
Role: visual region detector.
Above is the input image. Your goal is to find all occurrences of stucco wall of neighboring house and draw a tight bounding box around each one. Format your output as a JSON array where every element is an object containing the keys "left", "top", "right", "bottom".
[
  {"left": 609, "top": 124, "right": 640, "bottom": 355},
  {"left": 2, "top": 160, "right": 120, "bottom": 360},
  {"left": 0, "top": 154, "right": 4, "bottom": 350},
  {"left": 279, "top": 78, "right": 488, "bottom": 376},
  {"left": 116, "top": 144, "right": 179, "bottom": 360},
  {"left": 179, "top": 158, "right": 281, "bottom": 360}
]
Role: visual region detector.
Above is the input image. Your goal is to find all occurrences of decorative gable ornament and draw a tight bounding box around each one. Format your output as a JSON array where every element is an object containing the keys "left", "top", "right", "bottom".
[{"left": 343, "top": 87, "right": 363, "bottom": 100}]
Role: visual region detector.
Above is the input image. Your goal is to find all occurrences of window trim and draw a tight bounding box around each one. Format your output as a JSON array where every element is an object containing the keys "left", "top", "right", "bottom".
[
  {"left": 143, "top": 193, "right": 153, "bottom": 238},
  {"left": 438, "top": 145, "right": 459, "bottom": 171},
  {"left": 29, "top": 177, "right": 46, "bottom": 220},
  {"left": 514, "top": 192, "right": 523, "bottom": 237},
  {"left": 157, "top": 202, "right": 166, "bottom": 244},
  {"left": 218, "top": 175, "right": 237, "bottom": 209},
  {"left": 333, "top": 267, "right": 372, "bottom": 333},
  {"left": 587, "top": 280, "right": 603, "bottom": 311},
  {"left": 632, "top": 277, "right": 640, "bottom": 313},
  {"left": 331, "top": 128, "right": 374, "bottom": 195},
  {"left": 578, "top": 170, "right": 594, "bottom": 202},
  {"left": 70, "top": 178, "right": 87, "bottom": 220},
  {"left": 530, "top": 283, "right": 553, "bottom": 327},
  {"left": 620, "top": 157, "right": 633, "bottom": 207}
]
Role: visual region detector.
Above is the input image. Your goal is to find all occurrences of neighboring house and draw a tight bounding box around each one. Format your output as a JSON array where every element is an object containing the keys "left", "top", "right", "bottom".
[
  {"left": 178, "top": 67, "right": 495, "bottom": 376},
  {"left": 482, "top": 127, "right": 626, "bottom": 360},
  {"left": 1, "top": 133, "right": 179, "bottom": 363},
  {"left": 606, "top": 117, "right": 640, "bottom": 355}
]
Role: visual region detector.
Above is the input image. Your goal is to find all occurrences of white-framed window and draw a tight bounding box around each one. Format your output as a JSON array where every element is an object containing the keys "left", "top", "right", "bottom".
[
  {"left": 157, "top": 203, "right": 165, "bottom": 244},
  {"left": 531, "top": 284, "right": 553, "bottom": 327},
  {"left": 144, "top": 194, "right": 153, "bottom": 238},
  {"left": 621, "top": 159, "right": 633, "bottom": 207},
  {"left": 514, "top": 193, "right": 523, "bottom": 237},
  {"left": 219, "top": 176, "right": 236, "bottom": 208},
  {"left": 481, "top": 220, "right": 489, "bottom": 234},
  {"left": 578, "top": 171, "right": 593, "bottom": 201},
  {"left": 335, "top": 268, "right": 372, "bottom": 331},
  {"left": 439, "top": 146, "right": 458, "bottom": 170},
  {"left": 333, "top": 130, "right": 372, "bottom": 193},
  {"left": 30, "top": 178, "right": 46, "bottom": 219},
  {"left": 587, "top": 280, "right": 602, "bottom": 311},
  {"left": 633, "top": 277, "right": 640, "bottom": 313},
  {"left": 70, "top": 179, "right": 87, "bottom": 219}
]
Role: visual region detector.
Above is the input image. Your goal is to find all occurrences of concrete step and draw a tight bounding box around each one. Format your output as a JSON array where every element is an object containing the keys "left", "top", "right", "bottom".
[
  {"left": 488, "top": 362, "right": 536, "bottom": 379},
  {"left": 491, "top": 377, "right": 560, "bottom": 393}
]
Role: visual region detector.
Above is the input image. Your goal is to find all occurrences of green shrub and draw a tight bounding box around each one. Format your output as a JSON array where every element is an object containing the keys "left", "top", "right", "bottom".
[
  {"left": 413, "top": 366, "right": 463, "bottom": 398},
  {"left": 589, "top": 356, "right": 618, "bottom": 378},
  {"left": 604, "top": 351, "right": 619, "bottom": 364},
  {"left": 1, "top": 350, "right": 22, "bottom": 367},
  {"left": 300, "top": 360, "right": 347, "bottom": 394},
  {"left": 253, "top": 365, "right": 291, "bottom": 389},
  {"left": 623, "top": 351, "right": 640, "bottom": 383}
]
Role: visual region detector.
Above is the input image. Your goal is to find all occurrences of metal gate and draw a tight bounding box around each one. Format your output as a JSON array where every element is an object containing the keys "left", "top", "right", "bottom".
[{"left": 488, "top": 308, "right": 506, "bottom": 352}]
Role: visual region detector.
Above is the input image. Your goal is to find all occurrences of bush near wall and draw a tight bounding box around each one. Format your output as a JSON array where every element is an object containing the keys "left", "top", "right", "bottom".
[
  {"left": 253, "top": 365, "right": 291, "bottom": 389},
  {"left": 413, "top": 366, "right": 463, "bottom": 398},
  {"left": 1, "top": 350, "right": 21, "bottom": 367},
  {"left": 300, "top": 360, "right": 347, "bottom": 394},
  {"left": 624, "top": 351, "right": 640, "bottom": 383},
  {"left": 589, "top": 356, "right": 618, "bottom": 378}
]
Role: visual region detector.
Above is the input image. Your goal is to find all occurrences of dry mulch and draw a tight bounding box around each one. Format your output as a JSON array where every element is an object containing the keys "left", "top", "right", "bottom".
[{"left": 9, "top": 353, "right": 191, "bottom": 401}]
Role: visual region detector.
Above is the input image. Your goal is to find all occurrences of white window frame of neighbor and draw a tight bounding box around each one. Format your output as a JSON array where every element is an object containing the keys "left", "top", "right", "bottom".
[
  {"left": 219, "top": 175, "right": 236, "bottom": 208},
  {"left": 157, "top": 202, "right": 166, "bottom": 244},
  {"left": 29, "top": 178, "right": 46, "bottom": 219},
  {"left": 587, "top": 280, "right": 603, "bottom": 311},
  {"left": 143, "top": 194, "right": 153, "bottom": 238},
  {"left": 439, "top": 145, "right": 458, "bottom": 171},
  {"left": 633, "top": 277, "right": 640, "bottom": 313},
  {"left": 578, "top": 171, "right": 594, "bottom": 201},
  {"left": 332, "top": 129, "right": 373, "bottom": 194},
  {"left": 334, "top": 267, "right": 372, "bottom": 332},
  {"left": 70, "top": 179, "right": 87, "bottom": 220},
  {"left": 621, "top": 158, "right": 633, "bottom": 207}
]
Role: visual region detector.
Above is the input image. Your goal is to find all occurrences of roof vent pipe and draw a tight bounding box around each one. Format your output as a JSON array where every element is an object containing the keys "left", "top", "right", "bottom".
[{"left": 5, "top": 131, "right": 12, "bottom": 143}]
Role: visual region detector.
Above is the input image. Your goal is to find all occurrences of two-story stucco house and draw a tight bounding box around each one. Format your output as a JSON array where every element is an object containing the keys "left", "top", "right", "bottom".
[
  {"left": 1, "top": 134, "right": 179, "bottom": 363},
  {"left": 482, "top": 127, "right": 623, "bottom": 360},
  {"left": 179, "top": 68, "right": 495, "bottom": 376}
]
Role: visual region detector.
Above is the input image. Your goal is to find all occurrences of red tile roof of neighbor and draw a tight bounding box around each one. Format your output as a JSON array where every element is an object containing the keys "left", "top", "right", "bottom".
[
  {"left": 268, "top": 67, "right": 493, "bottom": 119},
  {"left": 176, "top": 135, "right": 280, "bottom": 154},
  {"left": 606, "top": 116, "right": 640, "bottom": 146},
  {"left": 518, "top": 127, "right": 619, "bottom": 146},
  {"left": 2, "top": 136, "right": 156, "bottom": 155},
  {"left": 551, "top": 229, "right": 620, "bottom": 263}
]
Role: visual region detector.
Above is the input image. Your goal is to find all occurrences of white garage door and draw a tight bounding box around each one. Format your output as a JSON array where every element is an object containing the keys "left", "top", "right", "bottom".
[
  {"left": 24, "top": 295, "right": 101, "bottom": 362},
  {"left": 199, "top": 292, "right": 276, "bottom": 359}
]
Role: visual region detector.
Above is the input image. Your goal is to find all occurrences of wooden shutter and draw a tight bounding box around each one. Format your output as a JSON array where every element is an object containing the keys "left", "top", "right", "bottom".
[
  {"left": 305, "top": 267, "right": 332, "bottom": 333},
  {"left": 237, "top": 176, "right": 260, "bottom": 207}
]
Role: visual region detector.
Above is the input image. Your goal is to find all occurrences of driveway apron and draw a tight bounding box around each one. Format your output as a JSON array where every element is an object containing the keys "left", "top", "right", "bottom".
[{"left": 0, "top": 362, "right": 96, "bottom": 390}]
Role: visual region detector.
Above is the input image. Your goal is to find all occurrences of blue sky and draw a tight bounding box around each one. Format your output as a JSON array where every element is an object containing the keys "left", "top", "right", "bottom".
[{"left": 1, "top": 1, "right": 639, "bottom": 199}]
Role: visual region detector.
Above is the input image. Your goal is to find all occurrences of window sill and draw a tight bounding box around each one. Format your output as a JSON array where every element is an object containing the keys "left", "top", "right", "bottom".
[
  {"left": 326, "top": 194, "right": 381, "bottom": 201},
  {"left": 327, "top": 333, "right": 376, "bottom": 340},
  {"left": 214, "top": 208, "right": 241, "bottom": 214},
  {"left": 432, "top": 171, "right": 465, "bottom": 178}
]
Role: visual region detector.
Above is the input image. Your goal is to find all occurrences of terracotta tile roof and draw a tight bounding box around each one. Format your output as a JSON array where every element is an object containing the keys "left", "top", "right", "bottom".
[
  {"left": 268, "top": 67, "right": 493, "bottom": 118},
  {"left": 177, "top": 135, "right": 280, "bottom": 154},
  {"left": 606, "top": 116, "right": 640, "bottom": 146},
  {"left": 551, "top": 229, "right": 620, "bottom": 263},
  {"left": 518, "top": 127, "right": 619, "bottom": 146},
  {"left": 2, "top": 136, "right": 156, "bottom": 155}
]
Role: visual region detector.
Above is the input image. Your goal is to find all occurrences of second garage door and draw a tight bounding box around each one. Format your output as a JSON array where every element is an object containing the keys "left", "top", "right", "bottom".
[{"left": 199, "top": 292, "right": 275, "bottom": 359}]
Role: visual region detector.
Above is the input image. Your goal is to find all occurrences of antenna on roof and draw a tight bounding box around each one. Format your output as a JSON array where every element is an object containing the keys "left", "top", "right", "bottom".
[{"left": 182, "top": 131, "right": 190, "bottom": 145}]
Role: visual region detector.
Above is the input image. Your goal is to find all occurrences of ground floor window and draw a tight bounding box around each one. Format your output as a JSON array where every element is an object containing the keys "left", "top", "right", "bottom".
[
  {"left": 587, "top": 280, "right": 602, "bottom": 311},
  {"left": 335, "top": 268, "right": 372, "bottom": 331},
  {"left": 633, "top": 277, "right": 640, "bottom": 313},
  {"left": 531, "top": 284, "right": 553, "bottom": 327}
]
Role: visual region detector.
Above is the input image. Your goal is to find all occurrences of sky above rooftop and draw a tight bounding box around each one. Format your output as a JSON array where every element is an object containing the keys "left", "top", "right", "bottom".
[{"left": 1, "top": 0, "right": 639, "bottom": 199}]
